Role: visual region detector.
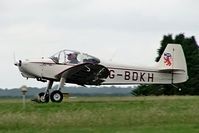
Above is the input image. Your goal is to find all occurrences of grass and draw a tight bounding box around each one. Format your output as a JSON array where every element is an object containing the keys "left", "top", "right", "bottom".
[{"left": 0, "top": 96, "right": 199, "bottom": 133}]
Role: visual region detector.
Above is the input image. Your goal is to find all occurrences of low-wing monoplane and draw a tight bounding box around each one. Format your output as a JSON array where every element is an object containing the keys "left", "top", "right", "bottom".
[{"left": 15, "top": 44, "right": 188, "bottom": 103}]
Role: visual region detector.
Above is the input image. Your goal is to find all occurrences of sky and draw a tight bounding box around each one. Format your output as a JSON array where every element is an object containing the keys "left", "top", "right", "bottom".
[{"left": 0, "top": 0, "right": 199, "bottom": 89}]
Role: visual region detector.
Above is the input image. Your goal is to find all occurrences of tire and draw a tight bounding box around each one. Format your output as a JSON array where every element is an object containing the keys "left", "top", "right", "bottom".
[
  {"left": 38, "top": 92, "right": 49, "bottom": 103},
  {"left": 50, "top": 90, "right": 63, "bottom": 103}
]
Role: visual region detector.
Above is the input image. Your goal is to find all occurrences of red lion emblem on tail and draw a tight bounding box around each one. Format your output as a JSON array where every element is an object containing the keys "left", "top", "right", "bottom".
[{"left": 164, "top": 53, "right": 172, "bottom": 66}]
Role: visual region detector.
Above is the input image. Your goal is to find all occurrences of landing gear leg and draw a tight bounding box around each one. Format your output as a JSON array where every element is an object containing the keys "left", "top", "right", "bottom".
[
  {"left": 38, "top": 80, "right": 53, "bottom": 103},
  {"left": 50, "top": 77, "right": 65, "bottom": 103}
]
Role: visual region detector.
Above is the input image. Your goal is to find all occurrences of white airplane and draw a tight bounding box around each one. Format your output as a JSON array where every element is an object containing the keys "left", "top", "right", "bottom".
[{"left": 15, "top": 44, "right": 188, "bottom": 103}]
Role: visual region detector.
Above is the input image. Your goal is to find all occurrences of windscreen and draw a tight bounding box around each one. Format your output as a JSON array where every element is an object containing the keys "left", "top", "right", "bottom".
[{"left": 50, "top": 50, "right": 100, "bottom": 64}]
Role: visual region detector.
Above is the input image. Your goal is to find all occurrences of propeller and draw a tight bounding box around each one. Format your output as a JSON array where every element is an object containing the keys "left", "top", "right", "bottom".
[
  {"left": 14, "top": 60, "right": 22, "bottom": 67},
  {"left": 13, "top": 52, "right": 22, "bottom": 67}
]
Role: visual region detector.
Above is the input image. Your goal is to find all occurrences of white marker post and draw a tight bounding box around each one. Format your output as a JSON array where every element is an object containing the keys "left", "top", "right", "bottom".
[{"left": 20, "top": 85, "right": 28, "bottom": 109}]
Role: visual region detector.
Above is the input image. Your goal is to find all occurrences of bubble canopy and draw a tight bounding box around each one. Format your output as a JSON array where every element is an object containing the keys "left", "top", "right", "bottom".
[{"left": 50, "top": 49, "right": 100, "bottom": 64}]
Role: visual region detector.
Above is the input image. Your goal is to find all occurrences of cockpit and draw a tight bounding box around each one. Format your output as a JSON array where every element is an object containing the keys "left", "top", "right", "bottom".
[{"left": 50, "top": 50, "right": 100, "bottom": 64}]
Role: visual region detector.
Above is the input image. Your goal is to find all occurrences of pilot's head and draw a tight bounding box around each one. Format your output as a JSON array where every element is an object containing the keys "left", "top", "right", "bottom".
[{"left": 67, "top": 53, "right": 77, "bottom": 60}]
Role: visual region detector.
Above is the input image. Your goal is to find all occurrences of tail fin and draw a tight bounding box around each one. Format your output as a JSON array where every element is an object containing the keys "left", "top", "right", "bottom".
[{"left": 157, "top": 44, "right": 188, "bottom": 83}]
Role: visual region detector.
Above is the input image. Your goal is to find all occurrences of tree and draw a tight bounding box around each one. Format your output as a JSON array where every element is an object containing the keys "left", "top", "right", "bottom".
[{"left": 132, "top": 34, "right": 199, "bottom": 96}]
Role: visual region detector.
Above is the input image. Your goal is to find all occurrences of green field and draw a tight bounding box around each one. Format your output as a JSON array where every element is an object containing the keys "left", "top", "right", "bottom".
[{"left": 0, "top": 96, "right": 199, "bottom": 133}]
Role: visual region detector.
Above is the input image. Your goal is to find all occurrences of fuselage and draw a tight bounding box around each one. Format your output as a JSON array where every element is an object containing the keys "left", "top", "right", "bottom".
[{"left": 16, "top": 58, "right": 180, "bottom": 85}]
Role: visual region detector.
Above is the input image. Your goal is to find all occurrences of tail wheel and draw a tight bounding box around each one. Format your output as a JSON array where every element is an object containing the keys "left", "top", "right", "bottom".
[
  {"left": 38, "top": 92, "right": 49, "bottom": 103},
  {"left": 50, "top": 90, "right": 63, "bottom": 103}
]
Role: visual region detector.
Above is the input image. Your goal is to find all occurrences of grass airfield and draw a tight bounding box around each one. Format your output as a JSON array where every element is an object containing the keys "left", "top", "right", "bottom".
[{"left": 0, "top": 96, "right": 199, "bottom": 133}]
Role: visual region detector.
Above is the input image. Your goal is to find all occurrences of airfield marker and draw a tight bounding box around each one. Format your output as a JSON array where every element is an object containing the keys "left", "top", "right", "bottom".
[{"left": 20, "top": 85, "right": 28, "bottom": 109}]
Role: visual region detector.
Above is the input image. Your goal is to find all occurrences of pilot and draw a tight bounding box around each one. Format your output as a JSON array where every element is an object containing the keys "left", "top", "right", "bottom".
[{"left": 67, "top": 53, "right": 79, "bottom": 64}]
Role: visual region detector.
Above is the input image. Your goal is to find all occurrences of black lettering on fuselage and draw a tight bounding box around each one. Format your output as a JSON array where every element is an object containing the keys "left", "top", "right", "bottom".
[
  {"left": 148, "top": 73, "right": 154, "bottom": 82},
  {"left": 109, "top": 70, "right": 115, "bottom": 79},
  {"left": 140, "top": 72, "right": 145, "bottom": 82},
  {"left": 108, "top": 68, "right": 154, "bottom": 83},
  {"left": 125, "top": 71, "right": 130, "bottom": 80},
  {"left": 123, "top": 71, "right": 154, "bottom": 83},
  {"left": 132, "top": 72, "right": 138, "bottom": 81}
]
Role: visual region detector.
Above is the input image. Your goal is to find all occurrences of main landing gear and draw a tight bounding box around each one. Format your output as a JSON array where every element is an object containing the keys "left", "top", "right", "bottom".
[
  {"left": 37, "top": 78, "right": 65, "bottom": 103},
  {"left": 38, "top": 90, "right": 63, "bottom": 103},
  {"left": 50, "top": 90, "right": 63, "bottom": 102}
]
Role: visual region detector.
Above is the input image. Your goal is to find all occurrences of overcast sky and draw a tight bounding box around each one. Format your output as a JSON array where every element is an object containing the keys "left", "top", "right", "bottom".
[{"left": 0, "top": 0, "right": 199, "bottom": 89}]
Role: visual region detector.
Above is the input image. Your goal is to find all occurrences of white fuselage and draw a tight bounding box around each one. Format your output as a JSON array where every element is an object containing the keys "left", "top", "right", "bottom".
[{"left": 17, "top": 58, "right": 184, "bottom": 85}]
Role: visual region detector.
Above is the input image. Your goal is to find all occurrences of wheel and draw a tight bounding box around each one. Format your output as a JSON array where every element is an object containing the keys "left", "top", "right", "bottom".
[
  {"left": 50, "top": 90, "right": 63, "bottom": 103},
  {"left": 38, "top": 92, "right": 49, "bottom": 103}
]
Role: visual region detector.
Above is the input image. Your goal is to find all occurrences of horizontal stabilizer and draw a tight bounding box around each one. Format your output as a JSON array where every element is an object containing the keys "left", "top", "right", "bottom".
[{"left": 158, "top": 69, "right": 186, "bottom": 73}]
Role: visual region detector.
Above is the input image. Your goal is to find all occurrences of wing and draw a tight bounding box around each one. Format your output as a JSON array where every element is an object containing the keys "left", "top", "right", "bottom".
[{"left": 56, "top": 63, "right": 110, "bottom": 85}]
